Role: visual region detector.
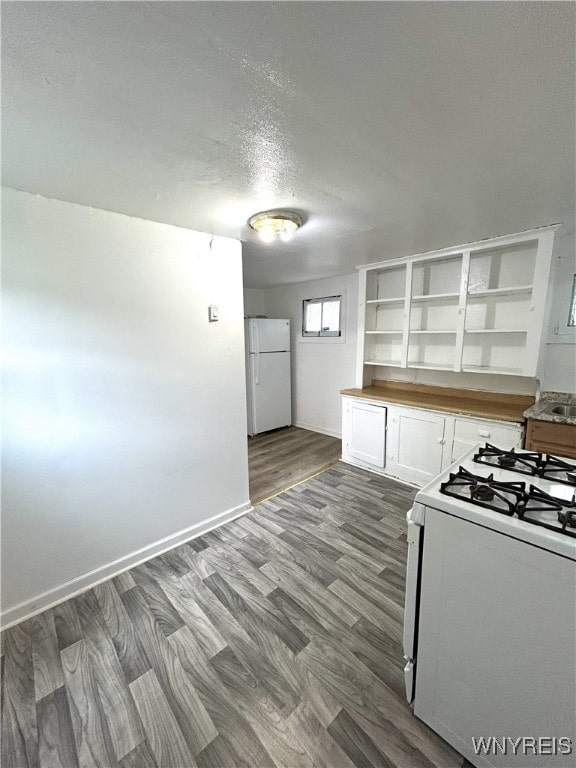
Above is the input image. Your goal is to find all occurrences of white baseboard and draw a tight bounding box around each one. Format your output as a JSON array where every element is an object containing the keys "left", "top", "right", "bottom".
[
  {"left": 292, "top": 419, "right": 342, "bottom": 439},
  {"left": 1, "top": 501, "right": 252, "bottom": 630},
  {"left": 341, "top": 456, "right": 419, "bottom": 488}
]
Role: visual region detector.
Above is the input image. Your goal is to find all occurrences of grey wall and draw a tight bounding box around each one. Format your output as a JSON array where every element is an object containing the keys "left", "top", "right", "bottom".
[{"left": 2, "top": 189, "right": 249, "bottom": 622}]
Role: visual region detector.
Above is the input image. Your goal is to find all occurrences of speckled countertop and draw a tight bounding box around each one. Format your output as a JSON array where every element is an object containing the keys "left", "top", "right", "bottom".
[{"left": 523, "top": 391, "right": 576, "bottom": 425}]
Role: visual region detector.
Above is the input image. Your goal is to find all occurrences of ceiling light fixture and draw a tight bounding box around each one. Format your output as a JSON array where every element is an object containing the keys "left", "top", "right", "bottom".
[{"left": 248, "top": 210, "right": 302, "bottom": 243}]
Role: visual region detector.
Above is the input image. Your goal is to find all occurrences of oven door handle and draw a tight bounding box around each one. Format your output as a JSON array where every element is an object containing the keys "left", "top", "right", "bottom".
[
  {"left": 403, "top": 517, "right": 423, "bottom": 703},
  {"left": 404, "top": 658, "right": 415, "bottom": 704}
]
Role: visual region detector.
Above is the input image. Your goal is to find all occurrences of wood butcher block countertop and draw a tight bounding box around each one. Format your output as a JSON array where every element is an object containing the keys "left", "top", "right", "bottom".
[{"left": 340, "top": 381, "right": 535, "bottom": 424}]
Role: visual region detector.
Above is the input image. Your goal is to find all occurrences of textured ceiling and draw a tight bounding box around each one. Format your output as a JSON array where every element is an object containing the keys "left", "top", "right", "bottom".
[{"left": 2, "top": 2, "right": 574, "bottom": 287}]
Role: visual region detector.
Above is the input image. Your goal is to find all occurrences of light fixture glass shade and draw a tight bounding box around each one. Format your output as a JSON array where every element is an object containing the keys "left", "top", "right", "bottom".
[{"left": 248, "top": 210, "right": 302, "bottom": 242}]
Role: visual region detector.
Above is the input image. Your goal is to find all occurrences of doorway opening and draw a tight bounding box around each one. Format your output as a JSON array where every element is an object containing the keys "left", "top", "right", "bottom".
[{"left": 248, "top": 426, "right": 341, "bottom": 504}]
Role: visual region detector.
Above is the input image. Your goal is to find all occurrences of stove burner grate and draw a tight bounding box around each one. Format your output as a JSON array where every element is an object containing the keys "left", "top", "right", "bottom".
[
  {"left": 472, "top": 444, "right": 576, "bottom": 487},
  {"left": 441, "top": 467, "right": 525, "bottom": 516},
  {"left": 558, "top": 509, "right": 576, "bottom": 531},
  {"left": 539, "top": 455, "right": 576, "bottom": 486},
  {"left": 473, "top": 444, "right": 542, "bottom": 476},
  {"left": 516, "top": 486, "right": 576, "bottom": 539},
  {"left": 517, "top": 485, "right": 563, "bottom": 515}
]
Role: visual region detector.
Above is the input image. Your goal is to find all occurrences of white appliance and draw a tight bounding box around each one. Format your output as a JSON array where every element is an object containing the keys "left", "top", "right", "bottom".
[
  {"left": 403, "top": 444, "right": 576, "bottom": 768},
  {"left": 245, "top": 318, "right": 291, "bottom": 436}
]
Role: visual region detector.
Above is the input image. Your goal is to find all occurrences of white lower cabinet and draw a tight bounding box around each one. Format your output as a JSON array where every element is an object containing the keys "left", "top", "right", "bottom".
[
  {"left": 341, "top": 396, "right": 523, "bottom": 486},
  {"left": 386, "top": 406, "right": 446, "bottom": 486},
  {"left": 342, "top": 398, "right": 387, "bottom": 470}
]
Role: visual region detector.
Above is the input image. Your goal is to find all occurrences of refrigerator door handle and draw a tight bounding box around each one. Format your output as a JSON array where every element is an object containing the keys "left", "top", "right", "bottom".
[
  {"left": 253, "top": 321, "right": 260, "bottom": 354},
  {"left": 254, "top": 353, "right": 260, "bottom": 385}
]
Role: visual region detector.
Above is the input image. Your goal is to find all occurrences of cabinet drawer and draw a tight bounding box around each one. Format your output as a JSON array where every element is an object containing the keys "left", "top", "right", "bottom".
[
  {"left": 526, "top": 419, "right": 576, "bottom": 458},
  {"left": 453, "top": 417, "right": 521, "bottom": 447}
]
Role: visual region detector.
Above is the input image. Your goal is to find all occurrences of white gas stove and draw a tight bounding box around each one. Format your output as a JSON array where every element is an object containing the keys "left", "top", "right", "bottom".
[{"left": 403, "top": 444, "right": 576, "bottom": 768}]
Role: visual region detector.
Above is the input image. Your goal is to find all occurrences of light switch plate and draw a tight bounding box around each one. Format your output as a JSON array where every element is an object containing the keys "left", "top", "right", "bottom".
[{"left": 208, "top": 304, "right": 219, "bottom": 322}]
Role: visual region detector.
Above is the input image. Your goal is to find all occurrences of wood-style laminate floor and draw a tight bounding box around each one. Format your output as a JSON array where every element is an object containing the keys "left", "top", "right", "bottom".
[
  {"left": 1, "top": 463, "right": 466, "bottom": 768},
  {"left": 248, "top": 426, "right": 342, "bottom": 504}
]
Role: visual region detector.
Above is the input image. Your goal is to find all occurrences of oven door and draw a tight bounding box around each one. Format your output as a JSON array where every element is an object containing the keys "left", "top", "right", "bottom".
[{"left": 403, "top": 503, "right": 425, "bottom": 703}]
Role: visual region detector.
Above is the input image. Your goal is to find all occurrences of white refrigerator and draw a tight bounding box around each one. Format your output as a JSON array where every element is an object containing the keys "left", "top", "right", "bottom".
[{"left": 245, "top": 318, "right": 291, "bottom": 436}]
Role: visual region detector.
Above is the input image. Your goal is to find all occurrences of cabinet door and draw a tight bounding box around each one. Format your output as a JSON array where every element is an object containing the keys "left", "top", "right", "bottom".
[
  {"left": 387, "top": 406, "right": 446, "bottom": 486},
  {"left": 343, "top": 400, "right": 386, "bottom": 468}
]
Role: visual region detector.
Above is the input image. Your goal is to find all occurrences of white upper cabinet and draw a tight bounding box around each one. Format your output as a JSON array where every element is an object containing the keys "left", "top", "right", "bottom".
[{"left": 356, "top": 226, "right": 558, "bottom": 383}]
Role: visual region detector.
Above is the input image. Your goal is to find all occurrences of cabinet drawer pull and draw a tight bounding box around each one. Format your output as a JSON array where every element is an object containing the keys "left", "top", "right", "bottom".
[{"left": 478, "top": 429, "right": 491, "bottom": 438}]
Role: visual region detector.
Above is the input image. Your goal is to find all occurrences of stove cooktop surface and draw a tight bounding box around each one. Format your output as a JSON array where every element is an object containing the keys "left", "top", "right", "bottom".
[{"left": 415, "top": 444, "right": 576, "bottom": 558}]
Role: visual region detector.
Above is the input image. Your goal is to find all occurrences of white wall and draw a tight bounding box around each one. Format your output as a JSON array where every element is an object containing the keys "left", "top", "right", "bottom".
[
  {"left": 243, "top": 288, "right": 267, "bottom": 317},
  {"left": 542, "top": 345, "right": 576, "bottom": 392},
  {"left": 263, "top": 274, "right": 358, "bottom": 437},
  {"left": 2, "top": 189, "right": 249, "bottom": 624}
]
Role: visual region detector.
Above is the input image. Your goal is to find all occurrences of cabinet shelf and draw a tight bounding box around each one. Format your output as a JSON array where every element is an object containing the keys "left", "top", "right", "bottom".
[
  {"left": 366, "top": 297, "right": 405, "bottom": 305},
  {"left": 411, "top": 292, "right": 460, "bottom": 302},
  {"left": 365, "top": 330, "right": 403, "bottom": 335},
  {"left": 364, "top": 359, "right": 402, "bottom": 367},
  {"left": 462, "top": 365, "right": 524, "bottom": 375},
  {"left": 464, "top": 329, "right": 527, "bottom": 334},
  {"left": 468, "top": 285, "right": 532, "bottom": 299},
  {"left": 410, "top": 329, "right": 457, "bottom": 335},
  {"left": 408, "top": 361, "right": 455, "bottom": 371}
]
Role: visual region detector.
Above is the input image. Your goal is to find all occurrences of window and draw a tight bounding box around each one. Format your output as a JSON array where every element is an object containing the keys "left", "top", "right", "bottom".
[{"left": 302, "top": 295, "right": 342, "bottom": 337}]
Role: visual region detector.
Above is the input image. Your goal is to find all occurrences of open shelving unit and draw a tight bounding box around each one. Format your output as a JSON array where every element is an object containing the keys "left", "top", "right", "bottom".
[{"left": 355, "top": 225, "right": 558, "bottom": 385}]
